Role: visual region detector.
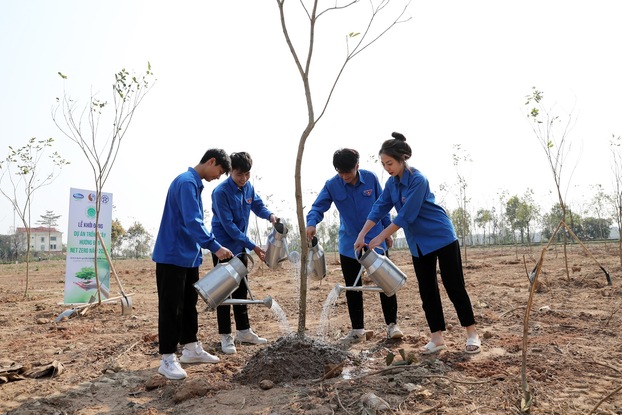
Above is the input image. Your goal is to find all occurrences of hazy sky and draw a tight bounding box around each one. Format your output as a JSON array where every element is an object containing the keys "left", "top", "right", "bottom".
[{"left": 1, "top": 1, "right": 621, "bottom": 243}]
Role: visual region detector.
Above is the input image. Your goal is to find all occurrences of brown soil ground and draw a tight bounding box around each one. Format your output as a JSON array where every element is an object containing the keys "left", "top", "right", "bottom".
[{"left": 1, "top": 243, "right": 622, "bottom": 415}]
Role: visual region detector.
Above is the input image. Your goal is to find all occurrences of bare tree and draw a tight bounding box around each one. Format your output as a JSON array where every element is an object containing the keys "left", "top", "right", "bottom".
[
  {"left": 494, "top": 189, "right": 510, "bottom": 244},
  {"left": 452, "top": 144, "right": 471, "bottom": 259},
  {"left": 110, "top": 218, "right": 126, "bottom": 258},
  {"left": 474, "top": 208, "right": 492, "bottom": 245},
  {"left": 524, "top": 87, "right": 578, "bottom": 280},
  {"left": 588, "top": 184, "right": 609, "bottom": 242},
  {"left": 52, "top": 64, "right": 155, "bottom": 304},
  {"left": 36, "top": 210, "right": 61, "bottom": 254},
  {"left": 124, "top": 221, "right": 152, "bottom": 259},
  {"left": 525, "top": 88, "right": 610, "bottom": 287},
  {"left": 0, "top": 138, "right": 69, "bottom": 297},
  {"left": 609, "top": 135, "right": 622, "bottom": 266},
  {"left": 275, "top": 0, "right": 411, "bottom": 334}
]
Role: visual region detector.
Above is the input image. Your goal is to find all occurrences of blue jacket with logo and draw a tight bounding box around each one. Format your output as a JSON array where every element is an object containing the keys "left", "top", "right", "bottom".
[
  {"left": 211, "top": 176, "right": 273, "bottom": 256},
  {"left": 306, "top": 169, "right": 391, "bottom": 259},
  {"left": 152, "top": 168, "right": 222, "bottom": 268},
  {"left": 368, "top": 167, "right": 456, "bottom": 257}
]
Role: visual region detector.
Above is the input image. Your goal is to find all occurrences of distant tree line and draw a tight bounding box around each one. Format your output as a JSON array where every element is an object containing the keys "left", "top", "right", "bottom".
[
  {"left": 0, "top": 197, "right": 615, "bottom": 263},
  {"left": 306, "top": 195, "right": 614, "bottom": 252},
  {"left": 451, "top": 195, "right": 613, "bottom": 246},
  {"left": 111, "top": 219, "right": 153, "bottom": 259}
]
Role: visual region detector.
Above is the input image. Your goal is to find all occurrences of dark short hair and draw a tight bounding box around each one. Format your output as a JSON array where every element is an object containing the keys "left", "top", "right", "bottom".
[
  {"left": 379, "top": 132, "right": 412, "bottom": 162},
  {"left": 230, "top": 152, "right": 253, "bottom": 173},
  {"left": 200, "top": 148, "right": 231, "bottom": 173},
  {"left": 333, "top": 148, "right": 359, "bottom": 173}
]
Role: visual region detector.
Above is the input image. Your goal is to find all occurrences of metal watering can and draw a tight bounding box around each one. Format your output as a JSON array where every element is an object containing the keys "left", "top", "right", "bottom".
[
  {"left": 265, "top": 221, "right": 289, "bottom": 269},
  {"left": 307, "top": 236, "right": 327, "bottom": 281},
  {"left": 357, "top": 247, "right": 407, "bottom": 297},
  {"left": 335, "top": 248, "right": 407, "bottom": 298},
  {"left": 194, "top": 253, "right": 272, "bottom": 309}
]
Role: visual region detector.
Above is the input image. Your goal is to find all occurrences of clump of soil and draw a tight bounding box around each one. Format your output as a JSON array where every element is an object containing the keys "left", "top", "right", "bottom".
[{"left": 234, "top": 334, "right": 351, "bottom": 385}]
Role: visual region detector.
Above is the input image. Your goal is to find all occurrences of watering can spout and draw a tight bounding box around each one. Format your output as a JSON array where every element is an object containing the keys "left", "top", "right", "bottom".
[
  {"left": 334, "top": 283, "right": 383, "bottom": 295},
  {"left": 220, "top": 296, "right": 273, "bottom": 309},
  {"left": 335, "top": 284, "right": 345, "bottom": 296}
]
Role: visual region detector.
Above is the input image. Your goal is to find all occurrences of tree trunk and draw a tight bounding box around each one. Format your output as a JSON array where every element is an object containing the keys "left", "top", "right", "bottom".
[
  {"left": 23, "top": 230, "right": 30, "bottom": 298},
  {"left": 295, "top": 125, "right": 313, "bottom": 336}
]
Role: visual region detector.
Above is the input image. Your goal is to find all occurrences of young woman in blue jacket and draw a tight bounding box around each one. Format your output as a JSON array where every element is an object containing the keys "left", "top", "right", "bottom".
[{"left": 354, "top": 133, "right": 481, "bottom": 354}]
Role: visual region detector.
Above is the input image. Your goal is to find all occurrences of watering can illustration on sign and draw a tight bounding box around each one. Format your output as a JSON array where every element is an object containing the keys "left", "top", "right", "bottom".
[
  {"left": 264, "top": 221, "right": 289, "bottom": 269},
  {"left": 194, "top": 253, "right": 272, "bottom": 309},
  {"left": 307, "top": 236, "right": 326, "bottom": 281}
]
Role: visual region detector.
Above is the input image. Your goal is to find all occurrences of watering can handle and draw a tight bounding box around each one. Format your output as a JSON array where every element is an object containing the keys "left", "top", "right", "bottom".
[
  {"left": 213, "top": 252, "right": 255, "bottom": 273},
  {"left": 237, "top": 252, "right": 255, "bottom": 274},
  {"left": 355, "top": 246, "right": 386, "bottom": 260},
  {"left": 308, "top": 235, "right": 318, "bottom": 248}
]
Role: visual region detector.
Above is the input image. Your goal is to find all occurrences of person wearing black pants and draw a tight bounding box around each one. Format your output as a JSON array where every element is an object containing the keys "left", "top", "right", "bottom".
[
  {"left": 152, "top": 149, "right": 233, "bottom": 380},
  {"left": 355, "top": 132, "right": 480, "bottom": 355},
  {"left": 212, "top": 253, "right": 251, "bottom": 353},
  {"left": 156, "top": 264, "right": 201, "bottom": 355},
  {"left": 210, "top": 152, "right": 278, "bottom": 354},
  {"left": 306, "top": 148, "right": 404, "bottom": 345},
  {"left": 412, "top": 241, "right": 475, "bottom": 334}
]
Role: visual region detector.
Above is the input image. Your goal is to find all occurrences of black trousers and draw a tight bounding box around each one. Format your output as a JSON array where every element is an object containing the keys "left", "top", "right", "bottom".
[
  {"left": 340, "top": 254, "right": 398, "bottom": 330},
  {"left": 212, "top": 254, "right": 251, "bottom": 334},
  {"left": 412, "top": 240, "right": 476, "bottom": 333},
  {"left": 156, "top": 263, "right": 200, "bottom": 354}
]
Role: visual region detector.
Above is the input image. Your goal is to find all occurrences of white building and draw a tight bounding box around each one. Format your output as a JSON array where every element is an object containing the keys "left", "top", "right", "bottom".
[{"left": 16, "top": 227, "right": 63, "bottom": 253}]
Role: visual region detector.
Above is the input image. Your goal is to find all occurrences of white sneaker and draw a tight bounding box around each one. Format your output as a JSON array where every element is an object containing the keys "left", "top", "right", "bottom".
[
  {"left": 221, "top": 334, "right": 237, "bottom": 354},
  {"left": 158, "top": 354, "right": 187, "bottom": 380},
  {"left": 236, "top": 328, "right": 268, "bottom": 344},
  {"left": 179, "top": 341, "right": 220, "bottom": 364},
  {"left": 387, "top": 323, "right": 404, "bottom": 339},
  {"left": 339, "top": 329, "right": 366, "bottom": 345}
]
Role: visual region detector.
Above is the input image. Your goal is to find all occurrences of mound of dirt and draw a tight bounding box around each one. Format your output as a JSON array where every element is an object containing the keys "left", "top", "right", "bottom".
[{"left": 234, "top": 334, "right": 351, "bottom": 385}]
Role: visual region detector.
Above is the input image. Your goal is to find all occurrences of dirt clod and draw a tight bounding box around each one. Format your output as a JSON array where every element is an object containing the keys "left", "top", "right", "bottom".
[{"left": 259, "top": 379, "right": 274, "bottom": 390}]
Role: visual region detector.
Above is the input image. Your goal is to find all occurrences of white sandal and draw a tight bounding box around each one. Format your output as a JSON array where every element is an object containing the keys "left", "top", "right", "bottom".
[
  {"left": 421, "top": 341, "right": 447, "bottom": 355},
  {"left": 465, "top": 336, "right": 481, "bottom": 354}
]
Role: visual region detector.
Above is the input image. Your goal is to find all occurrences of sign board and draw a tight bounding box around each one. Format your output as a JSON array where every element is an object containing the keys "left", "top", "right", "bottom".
[{"left": 63, "top": 188, "right": 113, "bottom": 304}]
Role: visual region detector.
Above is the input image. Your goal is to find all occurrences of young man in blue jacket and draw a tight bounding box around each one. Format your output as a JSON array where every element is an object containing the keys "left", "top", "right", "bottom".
[
  {"left": 211, "top": 152, "right": 278, "bottom": 354},
  {"left": 152, "top": 148, "right": 233, "bottom": 380},
  {"left": 306, "top": 148, "right": 403, "bottom": 345}
]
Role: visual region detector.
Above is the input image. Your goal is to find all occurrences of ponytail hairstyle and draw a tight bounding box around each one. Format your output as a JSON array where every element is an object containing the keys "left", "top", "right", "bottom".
[{"left": 379, "top": 132, "right": 412, "bottom": 163}]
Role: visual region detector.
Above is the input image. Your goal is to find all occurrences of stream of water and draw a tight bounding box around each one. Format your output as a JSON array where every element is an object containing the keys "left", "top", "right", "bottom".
[
  {"left": 316, "top": 284, "right": 340, "bottom": 340},
  {"left": 269, "top": 298, "right": 292, "bottom": 335}
]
